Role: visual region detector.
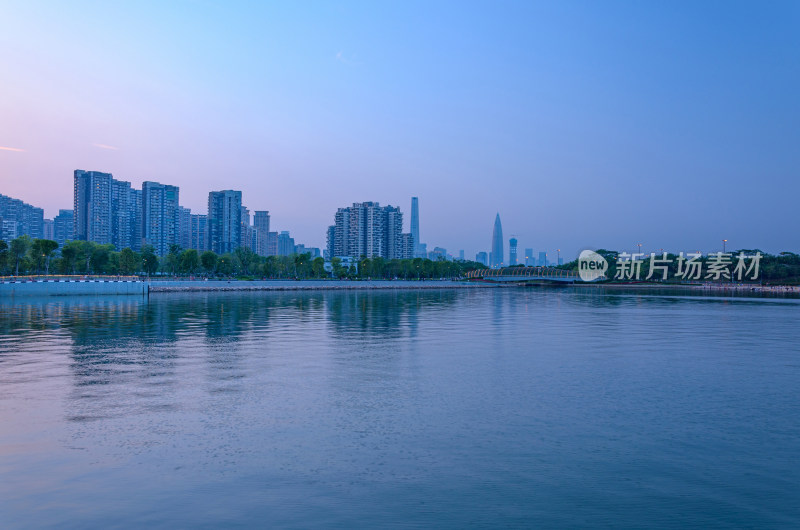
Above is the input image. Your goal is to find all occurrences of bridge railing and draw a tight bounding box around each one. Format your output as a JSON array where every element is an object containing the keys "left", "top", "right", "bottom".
[{"left": 465, "top": 266, "right": 580, "bottom": 280}]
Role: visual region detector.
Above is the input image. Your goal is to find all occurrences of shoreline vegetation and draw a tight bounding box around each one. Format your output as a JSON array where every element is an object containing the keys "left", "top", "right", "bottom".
[{"left": 1, "top": 238, "right": 799, "bottom": 293}]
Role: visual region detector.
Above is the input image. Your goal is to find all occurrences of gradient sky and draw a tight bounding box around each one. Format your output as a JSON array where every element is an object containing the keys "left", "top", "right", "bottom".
[{"left": 1, "top": 0, "right": 798, "bottom": 258}]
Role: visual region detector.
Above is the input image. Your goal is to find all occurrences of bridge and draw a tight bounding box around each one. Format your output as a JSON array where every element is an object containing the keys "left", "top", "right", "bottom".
[{"left": 465, "top": 266, "right": 585, "bottom": 283}]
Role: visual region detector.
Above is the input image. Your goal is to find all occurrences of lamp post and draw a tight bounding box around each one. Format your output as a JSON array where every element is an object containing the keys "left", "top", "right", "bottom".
[
  {"left": 723, "top": 239, "right": 727, "bottom": 253},
  {"left": 637, "top": 243, "right": 642, "bottom": 259},
  {"left": 557, "top": 249, "right": 561, "bottom": 264}
]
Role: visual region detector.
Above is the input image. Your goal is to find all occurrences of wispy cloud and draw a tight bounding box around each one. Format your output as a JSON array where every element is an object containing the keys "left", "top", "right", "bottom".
[
  {"left": 93, "top": 143, "right": 119, "bottom": 151},
  {"left": 0, "top": 146, "right": 25, "bottom": 152},
  {"left": 335, "top": 51, "right": 359, "bottom": 65}
]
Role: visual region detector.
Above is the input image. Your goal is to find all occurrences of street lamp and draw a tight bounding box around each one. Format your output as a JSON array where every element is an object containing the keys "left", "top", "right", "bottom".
[
  {"left": 557, "top": 249, "right": 561, "bottom": 264},
  {"left": 637, "top": 243, "right": 642, "bottom": 258},
  {"left": 723, "top": 239, "right": 727, "bottom": 253}
]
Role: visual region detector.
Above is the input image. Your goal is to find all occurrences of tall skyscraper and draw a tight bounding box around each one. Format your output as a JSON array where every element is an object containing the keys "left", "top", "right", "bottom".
[
  {"left": 130, "top": 188, "right": 142, "bottom": 251},
  {"left": 410, "top": 196, "right": 423, "bottom": 257},
  {"left": 509, "top": 237, "right": 518, "bottom": 265},
  {"left": 190, "top": 214, "right": 208, "bottom": 252},
  {"left": 0, "top": 193, "right": 44, "bottom": 240},
  {"left": 253, "top": 211, "right": 270, "bottom": 256},
  {"left": 53, "top": 209, "right": 74, "bottom": 246},
  {"left": 327, "top": 202, "right": 410, "bottom": 259},
  {"left": 207, "top": 190, "right": 242, "bottom": 254},
  {"left": 277, "top": 231, "right": 295, "bottom": 256},
  {"left": 238, "top": 205, "right": 256, "bottom": 251},
  {"left": 177, "top": 206, "right": 192, "bottom": 250},
  {"left": 538, "top": 251, "right": 548, "bottom": 267},
  {"left": 111, "top": 179, "right": 135, "bottom": 250},
  {"left": 476, "top": 251, "right": 488, "bottom": 266},
  {"left": 74, "top": 170, "right": 113, "bottom": 244},
  {"left": 43, "top": 219, "right": 54, "bottom": 240},
  {"left": 142, "top": 181, "right": 180, "bottom": 256},
  {"left": 267, "top": 231, "right": 278, "bottom": 256},
  {"left": 401, "top": 233, "right": 415, "bottom": 260},
  {"left": 491, "top": 213, "right": 504, "bottom": 268},
  {"left": 524, "top": 248, "right": 533, "bottom": 266}
]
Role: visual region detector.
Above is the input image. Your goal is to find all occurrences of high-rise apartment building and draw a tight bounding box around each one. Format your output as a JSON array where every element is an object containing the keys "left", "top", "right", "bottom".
[
  {"left": 266, "top": 231, "right": 278, "bottom": 256},
  {"left": 509, "top": 237, "right": 518, "bottom": 265},
  {"left": 538, "top": 251, "right": 547, "bottom": 267},
  {"left": 207, "top": 190, "right": 242, "bottom": 254},
  {"left": 53, "top": 209, "right": 74, "bottom": 246},
  {"left": 253, "top": 211, "right": 270, "bottom": 256},
  {"left": 326, "top": 201, "right": 410, "bottom": 260},
  {"left": 142, "top": 181, "right": 180, "bottom": 256},
  {"left": 239, "top": 206, "right": 251, "bottom": 250},
  {"left": 401, "top": 233, "right": 415, "bottom": 260},
  {"left": 111, "top": 179, "right": 136, "bottom": 250},
  {"left": 524, "top": 248, "right": 533, "bottom": 266},
  {"left": 0, "top": 193, "right": 44, "bottom": 240},
  {"left": 277, "top": 231, "right": 295, "bottom": 256},
  {"left": 177, "top": 206, "right": 192, "bottom": 250},
  {"left": 476, "top": 252, "right": 488, "bottom": 266},
  {"left": 190, "top": 214, "right": 208, "bottom": 252},
  {"left": 43, "top": 219, "right": 54, "bottom": 240},
  {"left": 74, "top": 170, "right": 113, "bottom": 244},
  {"left": 74, "top": 170, "right": 142, "bottom": 250}
]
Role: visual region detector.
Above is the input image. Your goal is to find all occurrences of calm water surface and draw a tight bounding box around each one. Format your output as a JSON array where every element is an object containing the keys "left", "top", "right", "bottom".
[{"left": 1, "top": 289, "right": 799, "bottom": 528}]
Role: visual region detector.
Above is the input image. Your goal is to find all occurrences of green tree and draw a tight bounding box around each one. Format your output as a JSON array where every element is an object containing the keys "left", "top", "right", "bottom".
[
  {"left": 10, "top": 236, "right": 31, "bottom": 275},
  {"left": 0, "top": 240, "right": 9, "bottom": 275},
  {"left": 141, "top": 245, "right": 159, "bottom": 276},
  {"left": 119, "top": 248, "right": 139, "bottom": 275},
  {"left": 60, "top": 241, "right": 79, "bottom": 274},
  {"left": 180, "top": 249, "right": 199, "bottom": 274},
  {"left": 218, "top": 253, "right": 235, "bottom": 275},
  {"left": 91, "top": 244, "right": 113, "bottom": 273},
  {"left": 311, "top": 256, "right": 325, "bottom": 278},
  {"left": 234, "top": 246, "right": 256, "bottom": 275},
  {"left": 30, "top": 239, "right": 59, "bottom": 275},
  {"left": 200, "top": 251, "right": 217, "bottom": 275},
  {"left": 165, "top": 244, "right": 182, "bottom": 275}
]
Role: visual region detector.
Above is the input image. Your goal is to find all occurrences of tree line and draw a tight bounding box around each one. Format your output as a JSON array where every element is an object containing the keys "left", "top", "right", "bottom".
[
  {"left": 0, "top": 236, "right": 485, "bottom": 279},
  {"left": 554, "top": 249, "right": 800, "bottom": 284}
]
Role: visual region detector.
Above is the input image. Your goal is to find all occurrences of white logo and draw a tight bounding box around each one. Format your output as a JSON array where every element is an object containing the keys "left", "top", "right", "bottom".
[{"left": 578, "top": 250, "right": 608, "bottom": 282}]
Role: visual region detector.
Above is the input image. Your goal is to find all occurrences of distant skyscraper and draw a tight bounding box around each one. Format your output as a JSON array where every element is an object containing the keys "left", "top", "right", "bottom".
[
  {"left": 491, "top": 213, "right": 504, "bottom": 268},
  {"left": 327, "top": 202, "right": 409, "bottom": 259},
  {"left": 410, "top": 196, "right": 423, "bottom": 257},
  {"left": 176, "top": 206, "right": 192, "bottom": 250},
  {"left": 53, "top": 209, "right": 74, "bottom": 246},
  {"left": 0, "top": 193, "right": 44, "bottom": 240},
  {"left": 207, "top": 190, "right": 242, "bottom": 254},
  {"left": 459, "top": 250, "right": 465, "bottom": 261},
  {"left": 43, "top": 219, "right": 54, "bottom": 240},
  {"left": 130, "top": 188, "right": 142, "bottom": 251},
  {"left": 111, "top": 179, "right": 135, "bottom": 250},
  {"left": 190, "top": 214, "right": 208, "bottom": 252},
  {"left": 538, "top": 251, "right": 547, "bottom": 267},
  {"left": 74, "top": 170, "right": 113, "bottom": 244},
  {"left": 266, "top": 231, "right": 278, "bottom": 256},
  {"left": 476, "top": 251, "right": 488, "bottom": 266},
  {"left": 142, "top": 181, "right": 180, "bottom": 256},
  {"left": 524, "top": 248, "right": 533, "bottom": 266},
  {"left": 509, "top": 238, "right": 518, "bottom": 265},
  {"left": 253, "top": 211, "right": 270, "bottom": 256},
  {"left": 401, "top": 233, "right": 415, "bottom": 260},
  {"left": 277, "top": 231, "right": 295, "bottom": 256}
]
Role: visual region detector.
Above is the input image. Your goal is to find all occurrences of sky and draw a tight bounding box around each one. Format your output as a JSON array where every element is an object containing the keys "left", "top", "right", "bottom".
[{"left": 1, "top": 0, "right": 798, "bottom": 259}]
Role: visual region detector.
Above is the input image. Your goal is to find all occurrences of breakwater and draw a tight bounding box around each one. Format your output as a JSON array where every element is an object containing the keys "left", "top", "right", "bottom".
[
  {"left": 148, "top": 279, "right": 494, "bottom": 293},
  {"left": 0, "top": 279, "right": 496, "bottom": 297}
]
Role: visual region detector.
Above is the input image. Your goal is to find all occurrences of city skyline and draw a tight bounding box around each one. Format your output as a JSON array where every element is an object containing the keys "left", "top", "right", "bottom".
[{"left": 1, "top": 2, "right": 798, "bottom": 257}]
